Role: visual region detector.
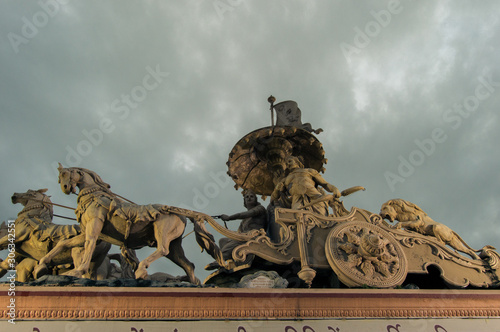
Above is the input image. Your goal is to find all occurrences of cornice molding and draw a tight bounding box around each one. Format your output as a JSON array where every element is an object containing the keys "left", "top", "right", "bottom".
[{"left": 2, "top": 287, "right": 500, "bottom": 320}]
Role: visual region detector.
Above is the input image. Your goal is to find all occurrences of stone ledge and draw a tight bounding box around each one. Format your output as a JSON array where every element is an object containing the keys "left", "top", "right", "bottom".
[{"left": 2, "top": 286, "right": 500, "bottom": 320}]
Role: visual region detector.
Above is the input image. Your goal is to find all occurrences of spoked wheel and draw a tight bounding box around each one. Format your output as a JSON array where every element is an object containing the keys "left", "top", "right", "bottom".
[{"left": 325, "top": 221, "right": 408, "bottom": 288}]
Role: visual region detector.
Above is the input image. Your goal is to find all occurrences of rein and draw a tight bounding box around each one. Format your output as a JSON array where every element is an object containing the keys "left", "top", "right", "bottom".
[
  {"left": 30, "top": 188, "right": 136, "bottom": 222},
  {"left": 65, "top": 167, "right": 137, "bottom": 204},
  {"left": 31, "top": 198, "right": 75, "bottom": 211},
  {"left": 108, "top": 190, "right": 136, "bottom": 205},
  {"left": 53, "top": 214, "right": 77, "bottom": 221},
  {"left": 29, "top": 198, "right": 78, "bottom": 221}
]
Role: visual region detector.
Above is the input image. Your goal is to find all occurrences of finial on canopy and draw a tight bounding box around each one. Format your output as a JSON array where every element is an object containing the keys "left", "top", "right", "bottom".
[{"left": 268, "top": 95, "right": 276, "bottom": 127}]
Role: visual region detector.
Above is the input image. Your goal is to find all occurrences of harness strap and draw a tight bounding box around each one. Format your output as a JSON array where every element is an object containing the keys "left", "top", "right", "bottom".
[
  {"left": 31, "top": 198, "right": 75, "bottom": 211},
  {"left": 124, "top": 220, "right": 132, "bottom": 243},
  {"left": 53, "top": 214, "right": 77, "bottom": 221}
]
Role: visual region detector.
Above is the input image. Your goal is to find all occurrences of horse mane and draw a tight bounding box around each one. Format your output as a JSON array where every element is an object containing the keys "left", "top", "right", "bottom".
[
  {"left": 69, "top": 167, "right": 111, "bottom": 190},
  {"left": 39, "top": 191, "right": 54, "bottom": 219},
  {"left": 387, "top": 198, "right": 427, "bottom": 216}
]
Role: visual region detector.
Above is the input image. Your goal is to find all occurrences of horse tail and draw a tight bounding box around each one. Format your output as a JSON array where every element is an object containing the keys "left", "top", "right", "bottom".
[
  {"left": 190, "top": 217, "right": 227, "bottom": 268},
  {"left": 160, "top": 205, "right": 228, "bottom": 268},
  {"left": 119, "top": 246, "right": 139, "bottom": 272},
  {"left": 119, "top": 246, "right": 140, "bottom": 277}
]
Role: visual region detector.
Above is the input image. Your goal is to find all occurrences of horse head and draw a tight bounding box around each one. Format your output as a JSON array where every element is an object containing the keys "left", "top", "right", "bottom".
[
  {"left": 12, "top": 188, "right": 50, "bottom": 206},
  {"left": 57, "top": 163, "right": 111, "bottom": 195},
  {"left": 58, "top": 163, "right": 79, "bottom": 195},
  {"left": 11, "top": 188, "right": 54, "bottom": 220}
]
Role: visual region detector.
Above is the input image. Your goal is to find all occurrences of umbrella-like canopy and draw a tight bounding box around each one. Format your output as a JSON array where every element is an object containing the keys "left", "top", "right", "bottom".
[{"left": 226, "top": 126, "right": 327, "bottom": 196}]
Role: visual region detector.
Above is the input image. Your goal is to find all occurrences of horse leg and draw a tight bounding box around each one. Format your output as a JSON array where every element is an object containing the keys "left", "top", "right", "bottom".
[
  {"left": 0, "top": 258, "right": 10, "bottom": 278},
  {"left": 71, "top": 247, "right": 90, "bottom": 278},
  {"left": 95, "top": 256, "right": 112, "bottom": 280},
  {"left": 135, "top": 215, "right": 185, "bottom": 279},
  {"left": 16, "top": 257, "right": 37, "bottom": 282},
  {"left": 87, "top": 242, "right": 111, "bottom": 279},
  {"left": 120, "top": 247, "right": 139, "bottom": 279},
  {"left": 167, "top": 237, "right": 200, "bottom": 285},
  {"left": 71, "top": 247, "right": 83, "bottom": 270},
  {"left": 65, "top": 218, "right": 104, "bottom": 278},
  {"left": 34, "top": 234, "right": 85, "bottom": 278},
  {"left": 0, "top": 236, "right": 19, "bottom": 276}
]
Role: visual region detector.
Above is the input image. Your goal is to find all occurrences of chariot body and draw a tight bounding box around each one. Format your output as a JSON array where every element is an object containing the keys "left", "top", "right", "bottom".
[{"left": 204, "top": 100, "right": 500, "bottom": 289}]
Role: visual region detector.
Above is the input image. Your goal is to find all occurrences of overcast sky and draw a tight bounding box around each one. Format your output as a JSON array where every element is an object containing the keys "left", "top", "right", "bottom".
[{"left": 1, "top": 0, "right": 499, "bottom": 282}]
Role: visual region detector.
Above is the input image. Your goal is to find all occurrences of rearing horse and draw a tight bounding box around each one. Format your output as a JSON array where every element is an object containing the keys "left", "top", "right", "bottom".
[
  {"left": 35, "top": 164, "right": 225, "bottom": 284},
  {"left": 0, "top": 189, "right": 110, "bottom": 281}
]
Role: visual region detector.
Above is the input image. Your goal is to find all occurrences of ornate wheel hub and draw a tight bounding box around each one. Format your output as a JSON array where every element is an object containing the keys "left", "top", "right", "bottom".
[{"left": 326, "top": 221, "right": 408, "bottom": 288}]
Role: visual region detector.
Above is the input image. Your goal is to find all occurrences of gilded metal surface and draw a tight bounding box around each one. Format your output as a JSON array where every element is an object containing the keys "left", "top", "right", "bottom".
[
  {"left": 227, "top": 126, "right": 326, "bottom": 196},
  {"left": 35, "top": 165, "right": 227, "bottom": 284},
  {"left": 380, "top": 199, "right": 480, "bottom": 259},
  {"left": 0, "top": 189, "right": 109, "bottom": 282},
  {"left": 326, "top": 221, "right": 408, "bottom": 288}
]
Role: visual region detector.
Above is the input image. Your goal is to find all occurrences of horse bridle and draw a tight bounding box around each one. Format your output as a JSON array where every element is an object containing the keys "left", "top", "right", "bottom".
[{"left": 64, "top": 168, "right": 81, "bottom": 195}]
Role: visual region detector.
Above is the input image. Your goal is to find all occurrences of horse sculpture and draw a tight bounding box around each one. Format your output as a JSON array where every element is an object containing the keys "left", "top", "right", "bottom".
[
  {"left": 0, "top": 221, "right": 40, "bottom": 282},
  {"left": 35, "top": 164, "right": 226, "bottom": 284},
  {"left": 0, "top": 189, "right": 110, "bottom": 281}
]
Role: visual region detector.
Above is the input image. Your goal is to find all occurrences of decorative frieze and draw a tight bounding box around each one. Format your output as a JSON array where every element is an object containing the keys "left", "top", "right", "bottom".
[{"left": 2, "top": 286, "right": 500, "bottom": 320}]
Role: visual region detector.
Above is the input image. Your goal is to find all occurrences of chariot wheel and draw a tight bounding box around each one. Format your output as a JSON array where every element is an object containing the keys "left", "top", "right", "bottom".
[{"left": 325, "top": 221, "right": 408, "bottom": 288}]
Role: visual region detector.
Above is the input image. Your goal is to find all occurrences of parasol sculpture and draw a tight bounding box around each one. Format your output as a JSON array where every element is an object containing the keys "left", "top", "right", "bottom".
[{"left": 226, "top": 96, "right": 327, "bottom": 197}]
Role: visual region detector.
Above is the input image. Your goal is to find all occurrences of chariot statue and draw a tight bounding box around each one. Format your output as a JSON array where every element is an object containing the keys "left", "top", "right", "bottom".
[{"left": 14, "top": 96, "right": 500, "bottom": 289}]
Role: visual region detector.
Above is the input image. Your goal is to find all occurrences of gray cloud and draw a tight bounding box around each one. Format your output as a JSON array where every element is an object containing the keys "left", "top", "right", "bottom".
[{"left": 1, "top": 0, "right": 499, "bottom": 282}]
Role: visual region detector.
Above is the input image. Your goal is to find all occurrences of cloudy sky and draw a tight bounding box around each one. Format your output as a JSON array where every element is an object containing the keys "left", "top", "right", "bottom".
[{"left": 1, "top": 0, "right": 499, "bottom": 282}]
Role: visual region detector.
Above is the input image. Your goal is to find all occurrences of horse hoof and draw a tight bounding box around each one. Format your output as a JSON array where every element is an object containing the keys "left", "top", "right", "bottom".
[
  {"left": 135, "top": 268, "right": 148, "bottom": 280},
  {"left": 34, "top": 264, "right": 49, "bottom": 279},
  {"left": 63, "top": 269, "right": 84, "bottom": 278}
]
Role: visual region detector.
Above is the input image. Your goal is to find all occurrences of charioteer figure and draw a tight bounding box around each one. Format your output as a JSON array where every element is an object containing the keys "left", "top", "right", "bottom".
[{"left": 206, "top": 189, "right": 267, "bottom": 270}]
